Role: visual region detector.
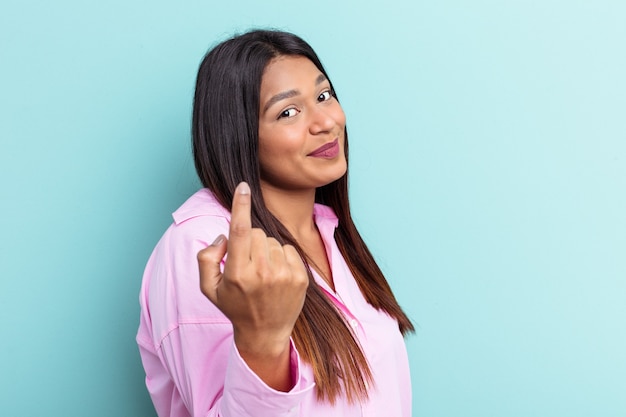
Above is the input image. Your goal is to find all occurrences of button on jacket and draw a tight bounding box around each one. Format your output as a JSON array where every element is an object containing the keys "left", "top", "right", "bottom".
[{"left": 137, "top": 189, "right": 411, "bottom": 417}]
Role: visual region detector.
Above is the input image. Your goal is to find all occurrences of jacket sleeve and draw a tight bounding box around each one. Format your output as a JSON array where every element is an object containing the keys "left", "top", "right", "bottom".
[{"left": 137, "top": 214, "right": 315, "bottom": 417}]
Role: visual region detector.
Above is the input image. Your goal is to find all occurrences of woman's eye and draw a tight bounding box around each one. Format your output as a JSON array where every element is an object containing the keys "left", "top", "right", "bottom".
[
  {"left": 318, "top": 90, "right": 332, "bottom": 102},
  {"left": 279, "top": 108, "right": 299, "bottom": 119}
]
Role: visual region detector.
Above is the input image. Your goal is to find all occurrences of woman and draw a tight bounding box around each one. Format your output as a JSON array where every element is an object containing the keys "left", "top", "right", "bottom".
[{"left": 137, "top": 29, "right": 414, "bottom": 417}]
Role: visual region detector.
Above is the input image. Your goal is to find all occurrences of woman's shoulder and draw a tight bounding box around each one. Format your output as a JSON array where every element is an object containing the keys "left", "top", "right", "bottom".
[
  {"left": 141, "top": 189, "right": 230, "bottom": 334},
  {"left": 153, "top": 188, "right": 231, "bottom": 257},
  {"left": 172, "top": 188, "right": 231, "bottom": 226}
]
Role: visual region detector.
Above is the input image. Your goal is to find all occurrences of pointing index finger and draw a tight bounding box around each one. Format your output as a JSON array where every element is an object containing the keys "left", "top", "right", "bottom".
[{"left": 227, "top": 182, "right": 252, "bottom": 262}]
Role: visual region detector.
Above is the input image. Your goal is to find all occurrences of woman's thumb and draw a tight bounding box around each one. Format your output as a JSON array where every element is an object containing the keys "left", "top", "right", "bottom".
[{"left": 197, "top": 234, "right": 227, "bottom": 303}]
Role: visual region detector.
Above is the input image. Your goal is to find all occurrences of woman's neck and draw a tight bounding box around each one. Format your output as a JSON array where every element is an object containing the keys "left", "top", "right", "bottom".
[
  {"left": 260, "top": 184, "right": 317, "bottom": 241},
  {"left": 260, "top": 183, "right": 335, "bottom": 289}
]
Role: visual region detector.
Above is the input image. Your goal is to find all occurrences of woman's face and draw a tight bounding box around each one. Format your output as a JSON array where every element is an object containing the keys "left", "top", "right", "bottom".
[{"left": 257, "top": 55, "right": 347, "bottom": 193}]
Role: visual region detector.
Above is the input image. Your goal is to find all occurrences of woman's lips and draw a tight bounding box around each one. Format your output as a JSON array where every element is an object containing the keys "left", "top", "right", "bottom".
[{"left": 308, "top": 138, "right": 339, "bottom": 158}]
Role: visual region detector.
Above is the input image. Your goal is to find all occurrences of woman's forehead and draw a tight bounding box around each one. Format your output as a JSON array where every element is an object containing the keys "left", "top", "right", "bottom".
[{"left": 261, "top": 56, "right": 324, "bottom": 93}]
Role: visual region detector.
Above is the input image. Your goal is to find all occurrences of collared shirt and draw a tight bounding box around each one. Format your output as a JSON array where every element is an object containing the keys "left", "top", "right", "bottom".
[{"left": 137, "top": 189, "right": 411, "bottom": 417}]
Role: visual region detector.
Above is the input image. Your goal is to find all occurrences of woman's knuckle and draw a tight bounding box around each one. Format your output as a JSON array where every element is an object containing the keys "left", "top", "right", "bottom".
[
  {"left": 197, "top": 249, "right": 210, "bottom": 263},
  {"left": 231, "top": 222, "right": 248, "bottom": 237}
]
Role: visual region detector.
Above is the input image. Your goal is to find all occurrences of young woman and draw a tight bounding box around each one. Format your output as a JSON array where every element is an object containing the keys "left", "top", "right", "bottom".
[{"left": 137, "top": 29, "right": 414, "bottom": 417}]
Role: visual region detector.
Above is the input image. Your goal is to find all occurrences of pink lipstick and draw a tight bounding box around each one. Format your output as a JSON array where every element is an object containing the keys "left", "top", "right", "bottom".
[{"left": 308, "top": 138, "right": 339, "bottom": 158}]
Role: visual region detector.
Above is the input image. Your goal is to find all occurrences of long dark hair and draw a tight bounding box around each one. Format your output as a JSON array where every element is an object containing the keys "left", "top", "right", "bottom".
[{"left": 192, "top": 29, "right": 413, "bottom": 404}]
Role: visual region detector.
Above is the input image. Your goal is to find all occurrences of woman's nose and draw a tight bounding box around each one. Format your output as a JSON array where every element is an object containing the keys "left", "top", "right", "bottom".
[{"left": 309, "top": 106, "right": 336, "bottom": 134}]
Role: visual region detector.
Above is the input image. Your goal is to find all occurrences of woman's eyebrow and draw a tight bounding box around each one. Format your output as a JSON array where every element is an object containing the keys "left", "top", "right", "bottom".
[
  {"left": 262, "top": 73, "right": 329, "bottom": 114},
  {"left": 263, "top": 89, "right": 299, "bottom": 113}
]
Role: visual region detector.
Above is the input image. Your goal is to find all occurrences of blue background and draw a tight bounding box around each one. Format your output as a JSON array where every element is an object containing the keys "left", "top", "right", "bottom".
[{"left": 1, "top": 1, "right": 624, "bottom": 416}]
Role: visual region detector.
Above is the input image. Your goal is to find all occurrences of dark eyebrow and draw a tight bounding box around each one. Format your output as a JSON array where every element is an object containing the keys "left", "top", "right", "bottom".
[
  {"left": 263, "top": 89, "right": 299, "bottom": 114},
  {"left": 262, "top": 73, "right": 329, "bottom": 114}
]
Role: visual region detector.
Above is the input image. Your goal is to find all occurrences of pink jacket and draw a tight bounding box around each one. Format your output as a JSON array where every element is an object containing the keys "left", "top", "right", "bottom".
[{"left": 137, "top": 189, "right": 411, "bottom": 416}]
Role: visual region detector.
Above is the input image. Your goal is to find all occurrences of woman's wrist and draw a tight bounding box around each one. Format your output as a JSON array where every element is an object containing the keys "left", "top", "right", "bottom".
[{"left": 234, "top": 331, "right": 293, "bottom": 391}]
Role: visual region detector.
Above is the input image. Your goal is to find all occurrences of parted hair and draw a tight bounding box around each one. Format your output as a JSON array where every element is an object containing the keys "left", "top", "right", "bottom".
[{"left": 192, "top": 29, "right": 413, "bottom": 404}]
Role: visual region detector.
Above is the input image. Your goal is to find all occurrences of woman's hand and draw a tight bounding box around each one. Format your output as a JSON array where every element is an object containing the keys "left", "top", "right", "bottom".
[{"left": 197, "top": 182, "right": 309, "bottom": 391}]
